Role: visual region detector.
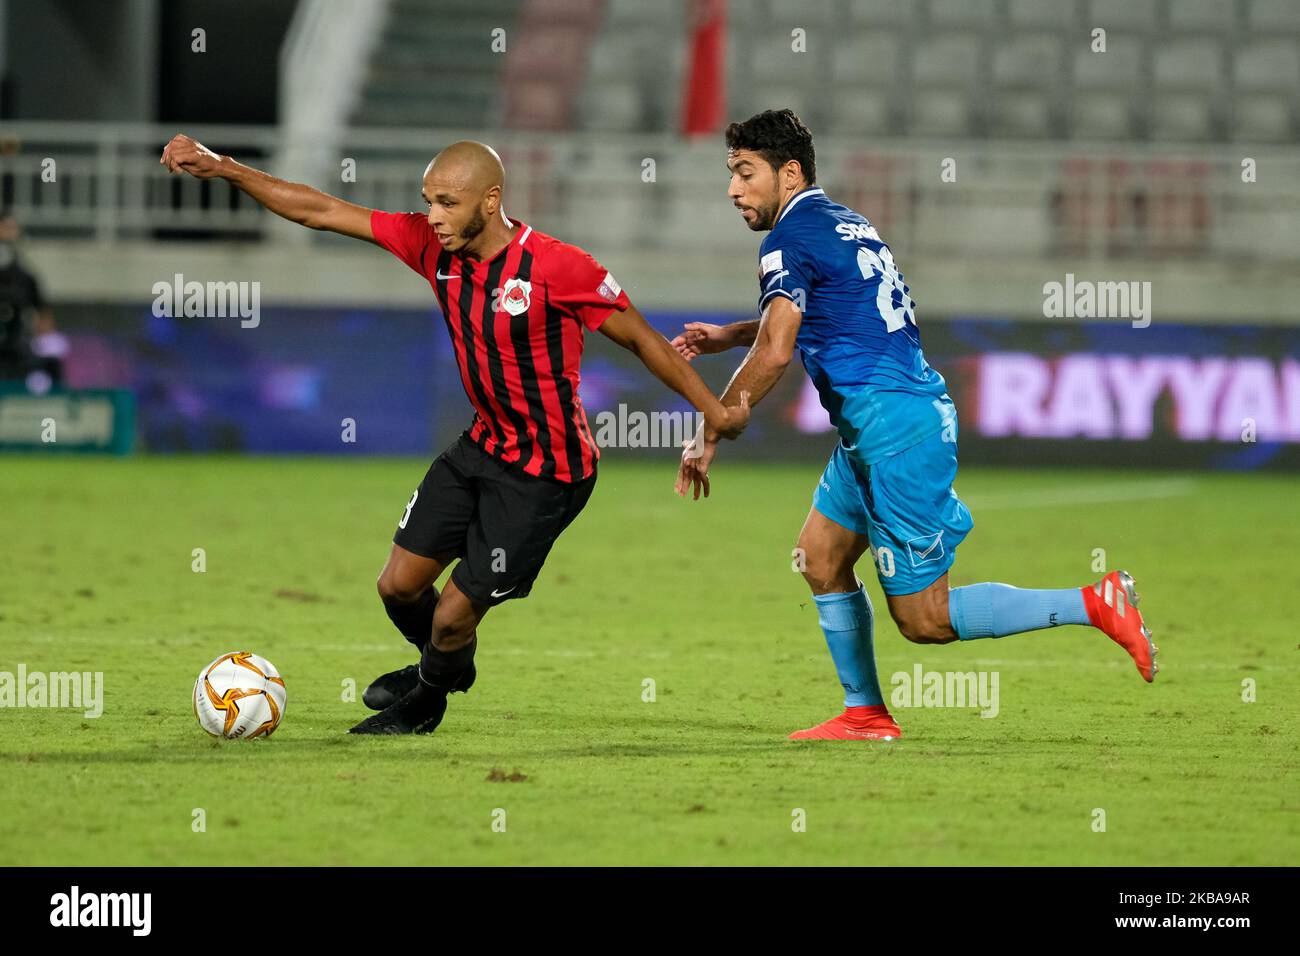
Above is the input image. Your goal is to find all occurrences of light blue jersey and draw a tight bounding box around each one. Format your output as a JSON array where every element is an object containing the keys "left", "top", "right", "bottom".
[{"left": 757, "top": 187, "right": 952, "bottom": 465}]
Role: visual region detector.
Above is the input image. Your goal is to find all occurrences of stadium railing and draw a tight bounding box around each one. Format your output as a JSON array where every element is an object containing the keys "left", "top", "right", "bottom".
[{"left": 3, "top": 121, "right": 1297, "bottom": 267}]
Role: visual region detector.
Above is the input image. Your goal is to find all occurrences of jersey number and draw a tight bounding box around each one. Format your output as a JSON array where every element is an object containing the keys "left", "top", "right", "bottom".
[
  {"left": 398, "top": 489, "right": 418, "bottom": 530},
  {"left": 856, "top": 245, "right": 915, "bottom": 333},
  {"left": 871, "top": 545, "right": 896, "bottom": 579}
]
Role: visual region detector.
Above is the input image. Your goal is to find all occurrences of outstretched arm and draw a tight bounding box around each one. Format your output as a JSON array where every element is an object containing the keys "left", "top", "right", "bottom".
[
  {"left": 160, "top": 133, "right": 376, "bottom": 243},
  {"left": 675, "top": 296, "right": 802, "bottom": 499},
  {"left": 598, "top": 304, "right": 750, "bottom": 440}
]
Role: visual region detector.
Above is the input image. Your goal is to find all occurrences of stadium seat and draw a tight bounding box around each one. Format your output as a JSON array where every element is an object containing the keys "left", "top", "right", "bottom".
[
  {"left": 846, "top": 0, "right": 917, "bottom": 29},
  {"left": 1008, "top": 0, "right": 1080, "bottom": 29},
  {"left": 743, "top": 85, "right": 815, "bottom": 127},
  {"left": 828, "top": 88, "right": 893, "bottom": 136},
  {"left": 585, "top": 35, "right": 636, "bottom": 80},
  {"left": 912, "top": 34, "right": 982, "bottom": 87},
  {"left": 506, "top": 81, "right": 570, "bottom": 130},
  {"left": 1088, "top": 0, "right": 1160, "bottom": 32},
  {"left": 1234, "top": 39, "right": 1300, "bottom": 92},
  {"left": 1073, "top": 37, "right": 1143, "bottom": 91},
  {"left": 606, "top": 0, "right": 678, "bottom": 26},
  {"left": 992, "top": 91, "right": 1053, "bottom": 138},
  {"left": 1153, "top": 39, "right": 1226, "bottom": 93},
  {"left": 1149, "top": 93, "right": 1216, "bottom": 141},
  {"left": 993, "top": 33, "right": 1065, "bottom": 88},
  {"left": 527, "top": 0, "right": 606, "bottom": 26},
  {"left": 748, "top": 32, "right": 823, "bottom": 83},
  {"left": 1231, "top": 95, "right": 1294, "bottom": 141},
  {"left": 760, "top": 0, "right": 839, "bottom": 32},
  {"left": 1249, "top": 0, "right": 1300, "bottom": 34},
  {"left": 911, "top": 89, "right": 972, "bottom": 137},
  {"left": 927, "top": 0, "right": 997, "bottom": 30},
  {"left": 505, "top": 27, "right": 590, "bottom": 78},
  {"left": 1168, "top": 0, "right": 1238, "bottom": 34},
  {"left": 576, "top": 83, "right": 642, "bottom": 132},
  {"left": 1071, "top": 91, "right": 1134, "bottom": 139},
  {"left": 829, "top": 33, "right": 900, "bottom": 84}
]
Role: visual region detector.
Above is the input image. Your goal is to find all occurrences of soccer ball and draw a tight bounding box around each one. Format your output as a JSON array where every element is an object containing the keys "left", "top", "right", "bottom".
[{"left": 193, "top": 651, "right": 287, "bottom": 739}]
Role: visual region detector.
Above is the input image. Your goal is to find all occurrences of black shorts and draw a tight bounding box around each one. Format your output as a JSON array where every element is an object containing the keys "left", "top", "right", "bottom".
[{"left": 393, "top": 434, "right": 596, "bottom": 606}]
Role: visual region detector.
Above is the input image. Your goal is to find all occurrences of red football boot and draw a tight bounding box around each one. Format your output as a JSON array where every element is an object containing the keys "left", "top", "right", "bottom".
[
  {"left": 1083, "top": 570, "right": 1159, "bottom": 682},
  {"left": 788, "top": 704, "right": 902, "bottom": 741}
]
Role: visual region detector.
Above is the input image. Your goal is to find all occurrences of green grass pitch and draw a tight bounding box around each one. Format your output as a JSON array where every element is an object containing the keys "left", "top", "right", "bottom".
[{"left": 0, "top": 455, "right": 1294, "bottom": 865}]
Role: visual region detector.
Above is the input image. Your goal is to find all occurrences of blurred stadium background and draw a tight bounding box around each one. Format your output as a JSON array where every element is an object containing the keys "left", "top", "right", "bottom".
[{"left": 2, "top": 0, "right": 1298, "bottom": 467}]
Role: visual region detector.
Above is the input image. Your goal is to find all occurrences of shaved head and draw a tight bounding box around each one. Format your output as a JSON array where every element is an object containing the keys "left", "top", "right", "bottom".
[
  {"left": 420, "top": 141, "right": 511, "bottom": 257},
  {"left": 426, "top": 140, "right": 505, "bottom": 194}
]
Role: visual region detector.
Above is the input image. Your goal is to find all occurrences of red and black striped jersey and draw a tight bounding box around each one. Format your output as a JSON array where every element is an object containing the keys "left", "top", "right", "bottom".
[{"left": 371, "top": 210, "right": 631, "bottom": 483}]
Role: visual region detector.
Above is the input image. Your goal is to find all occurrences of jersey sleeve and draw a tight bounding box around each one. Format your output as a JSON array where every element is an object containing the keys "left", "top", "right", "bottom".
[
  {"left": 370, "top": 210, "right": 440, "bottom": 277},
  {"left": 548, "top": 245, "right": 631, "bottom": 331},
  {"left": 757, "top": 233, "right": 817, "bottom": 313}
]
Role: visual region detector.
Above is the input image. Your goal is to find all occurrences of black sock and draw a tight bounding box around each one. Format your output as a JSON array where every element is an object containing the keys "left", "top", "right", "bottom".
[
  {"left": 419, "top": 636, "right": 477, "bottom": 693},
  {"left": 383, "top": 586, "right": 439, "bottom": 648}
]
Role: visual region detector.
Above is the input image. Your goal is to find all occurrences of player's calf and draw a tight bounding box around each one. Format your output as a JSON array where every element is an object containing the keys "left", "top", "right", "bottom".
[
  {"left": 431, "top": 595, "right": 478, "bottom": 652},
  {"left": 887, "top": 580, "right": 959, "bottom": 644},
  {"left": 377, "top": 544, "right": 446, "bottom": 648},
  {"left": 379, "top": 584, "right": 439, "bottom": 649}
]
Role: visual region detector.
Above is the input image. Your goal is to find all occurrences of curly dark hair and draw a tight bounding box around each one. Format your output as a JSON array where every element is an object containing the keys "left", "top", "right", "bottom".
[{"left": 724, "top": 109, "right": 817, "bottom": 185}]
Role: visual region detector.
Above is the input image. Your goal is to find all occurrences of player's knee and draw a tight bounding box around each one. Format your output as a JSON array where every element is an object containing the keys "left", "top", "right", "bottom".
[
  {"left": 376, "top": 568, "right": 422, "bottom": 604},
  {"left": 798, "top": 547, "right": 853, "bottom": 593}
]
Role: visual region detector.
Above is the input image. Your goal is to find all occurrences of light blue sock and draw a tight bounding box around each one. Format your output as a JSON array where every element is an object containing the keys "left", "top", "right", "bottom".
[
  {"left": 813, "top": 587, "right": 884, "bottom": 707},
  {"left": 948, "top": 583, "right": 1089, "bottom": 640}
]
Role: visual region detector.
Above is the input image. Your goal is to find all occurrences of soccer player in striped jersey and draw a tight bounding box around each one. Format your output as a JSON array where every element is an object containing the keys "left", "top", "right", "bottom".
[
  {"left": 672, "top": 111, "right": 1157, "bottom": 741},
  {"left": 161, "top": 135, "right": 749, "bottom": 735}
]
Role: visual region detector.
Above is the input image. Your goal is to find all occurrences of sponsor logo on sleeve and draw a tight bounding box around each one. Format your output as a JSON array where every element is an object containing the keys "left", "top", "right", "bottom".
[{"left": 597, "top": 271, "right": 622, "bottom": 303}]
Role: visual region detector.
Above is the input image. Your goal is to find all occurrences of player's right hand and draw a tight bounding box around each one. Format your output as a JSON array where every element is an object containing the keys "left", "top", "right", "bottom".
[
  {"left": 671, "top": 322, "right": 733, "bottom": 362},
  {"left": 160, "top": 134, "right": 227, "bottom": 179},
  {"left": 676, "top": 430, "right": 718, "bottom": 500},
  {"left": 706, "top": 390, "right": 751, "bottom": 441}
]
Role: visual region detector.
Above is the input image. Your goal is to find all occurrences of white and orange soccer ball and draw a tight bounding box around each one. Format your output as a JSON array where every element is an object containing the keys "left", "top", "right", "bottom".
[{"left": 193, "top": 651, "right": 287, "bottom": 739}]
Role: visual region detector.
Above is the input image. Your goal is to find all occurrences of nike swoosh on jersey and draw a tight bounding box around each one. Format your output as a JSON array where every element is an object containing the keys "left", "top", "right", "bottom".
[
  {"left": 436, "top": 271, "right": 459, "bottom": 280},
  {"left": 490, "top": 585, "right": 516, "bottom": 598}
]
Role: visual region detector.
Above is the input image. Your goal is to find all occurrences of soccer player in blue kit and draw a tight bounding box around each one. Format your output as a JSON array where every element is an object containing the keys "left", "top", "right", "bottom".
[{"left": 673, "top": 111, "right": 1158, "bottom": 740}]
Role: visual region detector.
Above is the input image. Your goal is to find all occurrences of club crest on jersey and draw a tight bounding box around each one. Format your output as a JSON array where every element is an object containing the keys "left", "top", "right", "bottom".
[{"left": 500, "top": 278, "right": 532, "bottom": 316}]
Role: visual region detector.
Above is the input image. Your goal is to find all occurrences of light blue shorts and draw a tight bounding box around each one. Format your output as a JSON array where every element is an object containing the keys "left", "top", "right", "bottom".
[{"left": 812, "top": 427, "right": 973, "bottom": 596}]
